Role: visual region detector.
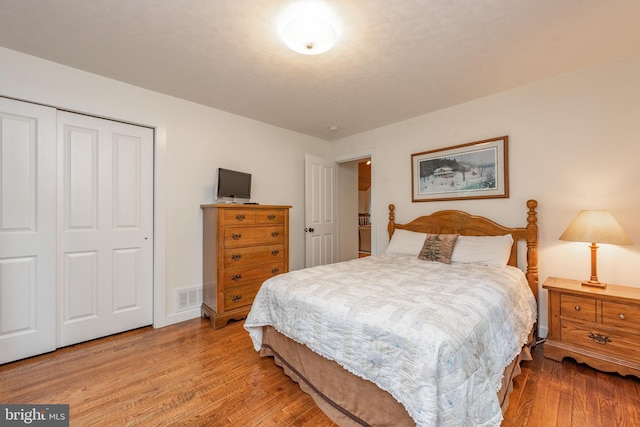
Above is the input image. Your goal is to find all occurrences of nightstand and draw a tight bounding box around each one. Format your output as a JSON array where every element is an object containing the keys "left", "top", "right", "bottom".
[{"left": 543, "top": 277, "right": 640, "bottom": 377}]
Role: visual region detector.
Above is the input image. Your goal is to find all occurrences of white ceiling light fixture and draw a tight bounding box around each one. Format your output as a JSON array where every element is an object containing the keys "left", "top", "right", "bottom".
[{"left": 279, "top": 1, "right": 339, "bottom": 55}]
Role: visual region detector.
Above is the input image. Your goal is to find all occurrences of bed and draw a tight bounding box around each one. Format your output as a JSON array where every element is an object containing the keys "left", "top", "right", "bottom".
[{"left": 245, "top": 200, "right": 539, "bottom": 426}]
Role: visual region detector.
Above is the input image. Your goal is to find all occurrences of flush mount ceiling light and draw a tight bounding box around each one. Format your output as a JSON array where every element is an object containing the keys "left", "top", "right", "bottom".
[{"left": 279, "top": 1, "right": 339, "bottom": 55}]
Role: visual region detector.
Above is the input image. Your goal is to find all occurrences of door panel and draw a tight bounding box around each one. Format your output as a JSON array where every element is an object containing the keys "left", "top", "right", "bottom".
[
  {"left": 63, "top": 251, "right": 98, "bottom": 322},
  {"left": 304, "top": 154, "right": 338, "bottom": 267},
  {"left": 0, "top": 97, "right": 57, "bottom": 364},
  {"left": 58, "top": 111, "right": 153, "bottom": 347}
]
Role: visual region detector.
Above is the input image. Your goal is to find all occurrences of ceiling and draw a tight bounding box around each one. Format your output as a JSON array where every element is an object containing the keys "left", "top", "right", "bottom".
[{"left": 1, "top": 1, "right": 639, "bottom": 141}]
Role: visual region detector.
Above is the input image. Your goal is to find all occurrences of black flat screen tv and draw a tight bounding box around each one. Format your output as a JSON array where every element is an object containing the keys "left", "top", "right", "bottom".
[{"left": 216, "top": 168, "right": 252, "bottom": 201}]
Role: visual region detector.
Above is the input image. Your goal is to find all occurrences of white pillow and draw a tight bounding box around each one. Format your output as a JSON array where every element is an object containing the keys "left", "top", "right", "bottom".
[
  {"left": 385, "top": 229, "right": 428, "bottom": 256},
  {"left": 451, "top": 234, "right": 514, "bottom": 267}
]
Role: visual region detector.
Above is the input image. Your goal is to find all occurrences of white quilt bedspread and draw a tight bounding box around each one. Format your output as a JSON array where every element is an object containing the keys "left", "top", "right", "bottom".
[{"left": 244, "top": 254, "right": 537, "bottom": 426}]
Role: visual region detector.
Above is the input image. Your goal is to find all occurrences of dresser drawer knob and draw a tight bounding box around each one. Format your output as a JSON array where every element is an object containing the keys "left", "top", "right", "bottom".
[
  {"left": 271, "top": 231, "right": 280, "bottom": 237},
  {"left": 271, "top": 249, "right": 280, "bottom": 256},
  {"left": 574, "top": 306, "right": 581, "bottom": 311},
  {"left": 267, "top": 214, "right": 276, "bottom": 220},
  {"left": 235, "top": 214, "right": 245, "bottom": 221},
  {"left": 271, "top": 267, "right": 280, "bottom": 274},
  {"left": 231, "top": 233, "right": 242, "bottom": 240},
  {"left": 618, "top": 313, "right": 626, "bottom": 320},
  {"left": 231, "top": 274, "right": 242, "bottom": 281},
  {"left": 231, "top": 254, "right": 242, "bottom": 261},
  {"left": 231, "top": 295, "right": 243, "bottom": 302},
  {"left": 588, "top": 332, "right": 611, "bottom": 345}
]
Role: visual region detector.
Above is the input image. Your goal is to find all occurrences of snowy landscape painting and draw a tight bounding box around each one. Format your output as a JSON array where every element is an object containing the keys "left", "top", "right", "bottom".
[{"left": 411, "top": 136, "right": 509, "bottom": 202}]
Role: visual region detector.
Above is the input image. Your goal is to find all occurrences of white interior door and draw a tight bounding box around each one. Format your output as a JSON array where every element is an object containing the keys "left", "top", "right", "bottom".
[
  {"left": 304, "top": 154, "right": 338, "bottom": 267},
  {"left": 57, "top": 111, "right": 153, "bottom": 347},
  {"left": 0, "top": 97, "right": 57, "bottom": 364}
]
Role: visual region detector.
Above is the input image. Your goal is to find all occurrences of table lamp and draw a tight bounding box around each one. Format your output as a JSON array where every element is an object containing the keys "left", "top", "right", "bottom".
[{"left": 559, "top": 210, "right": 632, "bottom": 288}]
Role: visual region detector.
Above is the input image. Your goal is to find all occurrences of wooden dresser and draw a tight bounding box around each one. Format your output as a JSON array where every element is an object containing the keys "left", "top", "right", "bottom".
[
  {"left": 201, "top": 204, "right": 291, "bottom": 329},
  {"left": 543, "top": 276, "right": 640, "bottom": 377}
]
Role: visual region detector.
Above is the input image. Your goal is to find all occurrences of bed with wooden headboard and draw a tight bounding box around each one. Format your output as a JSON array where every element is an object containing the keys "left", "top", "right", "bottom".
[{"left": 245, "top": 200, "right": 539, "bottom": 426}]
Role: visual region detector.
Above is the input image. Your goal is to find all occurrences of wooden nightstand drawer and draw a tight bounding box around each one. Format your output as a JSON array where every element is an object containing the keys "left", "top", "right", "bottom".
[
  {"left": 543, "top": 277, "right": 640, "bottom": 378},
  {"left": 560, "top": 294, "right": 597, "bottom": 322},
  {"left": 602, "top": 301, "right": 640, "bottom": 330},
  {"left": 561, "top": 321, "right": 640, "bottom": 364}
]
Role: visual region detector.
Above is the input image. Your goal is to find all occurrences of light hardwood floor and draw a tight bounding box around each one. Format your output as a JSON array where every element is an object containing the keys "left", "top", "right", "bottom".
[{"left": 2, "top": 318, "right": 639, "bottom": 426}]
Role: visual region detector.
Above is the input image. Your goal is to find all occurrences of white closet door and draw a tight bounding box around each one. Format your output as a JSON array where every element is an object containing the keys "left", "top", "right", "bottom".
[
  {"left": 0, "top": 98, "right": 57, "bottom": 364},
  {"left": 57, "top": 112, "right": 153, "bottom": 347}
]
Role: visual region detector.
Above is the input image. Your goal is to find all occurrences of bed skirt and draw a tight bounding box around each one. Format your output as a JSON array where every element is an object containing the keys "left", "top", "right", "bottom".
[{"left": 259, "top": 326, "right": 532, "bottom": 427}]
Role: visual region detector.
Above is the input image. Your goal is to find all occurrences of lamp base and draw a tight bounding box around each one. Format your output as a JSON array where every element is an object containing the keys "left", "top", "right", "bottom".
[{"left": 582, "top": 280, "right": 607, "bottom": 289}]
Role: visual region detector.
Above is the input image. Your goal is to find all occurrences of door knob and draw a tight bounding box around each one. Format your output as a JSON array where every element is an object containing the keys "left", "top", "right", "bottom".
[{"left": 304, "top": 228, "right": 315, "bottom": 232}]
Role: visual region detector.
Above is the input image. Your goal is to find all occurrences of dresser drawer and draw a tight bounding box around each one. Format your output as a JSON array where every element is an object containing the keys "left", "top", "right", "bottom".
[
  {"left": 256, "top": 209, "right": 286, "bottom": 225},
  {"left": 560, "top": 294, "right": 597, "bottom": 323},
  {"left": 223, "top": 244, "right": 285, "bottom": 268},
  {"left": 560, "top": 321, "right": 640, "bottom": 364},
  {"left": 224, "top": 282, "right": 262, "bottom": 310},
  {"left": 602, "top": 301, "right": 640, "bottom": 331},
  {"left": 223, "top": 262, "right": 285, "bottom": 287},
  {"left": 224, "top": 226, "right": 285, "bottom": 248},
  {"left": 221, "top": 209, "right": 256, "bottom": 225}
]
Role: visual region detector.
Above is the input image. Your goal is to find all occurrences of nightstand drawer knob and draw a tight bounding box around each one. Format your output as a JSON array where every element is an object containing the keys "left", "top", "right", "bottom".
[
  {"left": 574, "top": 305, "right": 581, "bottom": 311},
  {"left": 588, "top": 332, "right": 611, "bottom": 345},
  {"left": 231, "top": 233, "right": 242, "bottom": 240},
  {"left": 618, "top": 313, "right": 626, "bottom": 320},
  {"left": 231, "top": 294, "right": 243, "bottom": 302}
]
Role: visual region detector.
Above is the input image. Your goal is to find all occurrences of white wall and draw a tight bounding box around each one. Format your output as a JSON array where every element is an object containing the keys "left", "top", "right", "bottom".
[
  {"left": 331, "top": 53, "right": 640, "bottom": 337},
  {"left": 0, "top": 47, "right": 331, "bottom": 327}
]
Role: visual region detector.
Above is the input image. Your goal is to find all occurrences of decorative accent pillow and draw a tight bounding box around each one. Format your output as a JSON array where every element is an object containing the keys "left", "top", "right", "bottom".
[
  {"left": 385, "top": 229, "right": 429, "bottom": 256},
  {"left": 451, "top": 234, "right": 514, "bottom": 267},
  {"left": 417, "top": 234, "right": 459, "bottom": 264}
]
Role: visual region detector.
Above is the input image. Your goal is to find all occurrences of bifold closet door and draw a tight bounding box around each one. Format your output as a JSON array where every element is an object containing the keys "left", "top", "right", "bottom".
[
  {"left": 57, "top": 111, "right": 154, "bottom": 347},
  {"left": 0, "top": 98, "right": 57, "bottom": 364}
]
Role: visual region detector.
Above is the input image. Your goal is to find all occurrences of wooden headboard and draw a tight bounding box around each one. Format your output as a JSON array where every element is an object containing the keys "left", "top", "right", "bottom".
[{"left": 387, "top": 200, "right": 539, "bottom": 302}]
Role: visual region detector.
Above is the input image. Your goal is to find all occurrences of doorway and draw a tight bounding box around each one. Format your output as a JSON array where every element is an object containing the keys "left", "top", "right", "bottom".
[{"left": 358, "top": 159, "right": 372, "bottom": 257}]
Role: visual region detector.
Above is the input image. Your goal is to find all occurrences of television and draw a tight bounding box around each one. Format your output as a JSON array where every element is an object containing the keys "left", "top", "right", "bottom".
[{"left": 216, "top": 168, "right": 252, "bottom": 201}]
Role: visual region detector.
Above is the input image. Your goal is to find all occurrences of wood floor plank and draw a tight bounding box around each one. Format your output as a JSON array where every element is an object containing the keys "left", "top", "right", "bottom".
[
  {"left": 2, "top": 319, "right": 640, "bottom": 426},
  {"left": 555, "top": 355, "right": 575, "bottom": 427},
  {"left": 503, "top": 346, "right": 542, "bottom": 426},
  {"left": 596, "top": 371, "right": 623, "bottom": 427}
]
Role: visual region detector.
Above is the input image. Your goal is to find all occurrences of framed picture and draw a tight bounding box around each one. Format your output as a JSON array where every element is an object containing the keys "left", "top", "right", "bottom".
[{"left": 411, "top": 136, "right": 509, "bottom": 202}]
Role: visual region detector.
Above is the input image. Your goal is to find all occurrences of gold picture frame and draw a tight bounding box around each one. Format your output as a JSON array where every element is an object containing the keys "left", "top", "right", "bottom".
[{"left": 411, "top": 136, "right": 509, "bottom": 202}]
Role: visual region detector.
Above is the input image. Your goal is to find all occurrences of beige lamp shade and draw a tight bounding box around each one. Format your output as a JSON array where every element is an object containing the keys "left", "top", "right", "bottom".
[
  {"left": 559, "top": 210, "right": 632, "bottom": 245},
  {"left": 559, "top": 210, "right": 632, "bottom": 288}
]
